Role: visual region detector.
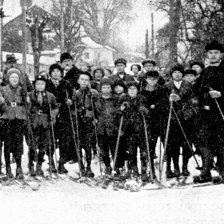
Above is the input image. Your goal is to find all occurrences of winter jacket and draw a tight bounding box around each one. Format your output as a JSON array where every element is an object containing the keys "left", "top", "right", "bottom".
[
  {"left": 95, "top": 94, "right": 120, "bottom": 136},
  {"left": 0, "top": 84, "right": 27, "bottom": 120},
  {"left": 29, "top": 90, "right": 58, "bottom": 129},
  {"left": 64, "top": 65, "right": 83, "bottom": 90}
]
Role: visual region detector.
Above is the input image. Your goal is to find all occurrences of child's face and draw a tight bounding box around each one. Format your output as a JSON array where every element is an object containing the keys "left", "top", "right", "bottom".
[
  {"left": 172, "top": 71, "right": 183, "bottom": 81},
  {"left": 192, "top": 65, "right": 202, "bottom": 75},
  {"left": 146, "top": 77, "right": 159, "bottom": 86},
  {"left": 128, "top": 86, "right": 138, "bottom": 98},
  {"left": 114, "top": 85, "right": 124, "bottom": 94},
  {"left": 51, "top": 69, "right": 62, "bottom": 80},
  {"left": 95, "top": 70, "right": 103, "bottom": 81},
  {"left": 78, "top": 74, "right": 90, "bottom": 89},
  {"left": 9, "top": 73, "right": 19, "bottom": 86},
  {"left": 144, "top": 63, "right": 154, "bottom": 72},
  {"left": 131, "top": 66, "right": 139, "bottom": 75},
  {"left": 183, "top": 74, "right": 195, "bottom": 83},
  {"left": 35, "top": 80, "right": 46, "bottom": 92},
  {"left": 101, "top": 84, "right": 112, "bottom": 95}
]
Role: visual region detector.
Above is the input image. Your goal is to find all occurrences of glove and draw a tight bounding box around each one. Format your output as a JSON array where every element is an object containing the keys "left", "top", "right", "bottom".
[
  {"left": 139, "top": 106, "right": 149, "bottom": 115},
  {"left": 66, "top": 99, "right": 72, "bottom": 106},
  {"left": 120, "top": 101, "right": 129, "bottom": 112},
  {"left": 209, "top": 90, "right": 221, "bottom": 99},
  {"left": 169, "top": 93, "right": 181, "bottom": 102},
  {"left": 0, "top": 96, "right": 5, "bottom": 104}
]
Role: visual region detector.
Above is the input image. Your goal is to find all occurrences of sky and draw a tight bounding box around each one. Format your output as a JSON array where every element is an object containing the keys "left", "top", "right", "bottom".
[{"left": 3, "top": 0, "right": 168, "bottom": 50}]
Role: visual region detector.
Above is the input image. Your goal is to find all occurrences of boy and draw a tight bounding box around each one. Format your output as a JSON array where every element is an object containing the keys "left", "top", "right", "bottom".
[
  {"left": 119, "top": 81, "right": 149, "bottom": 180},
  {"left": 141, "top": 71, "right": 167, "bottom": 170},
  {"left": 95, "top": 78, "right": 120, "bottom": 175},
  {"left": 164, "top": 64, "right": 195, "bottom": 178},
  {"left": 46, "top": 63, "right": 74, "bottom": 174},
  {"left": 29, "top": 75, "right": 58, "bottom": 176},
  {"left": 73, "top": 72, "right": 99, "bottom": 177}
]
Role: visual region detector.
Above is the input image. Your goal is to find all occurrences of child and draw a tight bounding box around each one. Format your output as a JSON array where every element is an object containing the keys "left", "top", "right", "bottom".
[
  {"left": 46, "top": 63, "right": 74, "bottom": 174},
  {"left": 0, "top": 68, "right": 28, "bottom": 179},
  {"left": 164, "top": 64, "right": 195, "bottom": 178},
  {"left": 29, "top": 75, "right": 58, "bottom": 176},
  {"left": 113, "top": 79, "right": 126, "bottom": 98},
  {"left": 91, "top": 67, "right": 105, "bottom": 92},
  {"left": 73, "top": 72, "right": 99, "bottom": 177},
  {"left": 141, "top": 71, "right": 167, "bottom": 171},
  {"left": 95, "top": 78, "right": 120, "bottom": 175},
  {"left": 119, "top": 81, "right": 149, "bottom": 180}
]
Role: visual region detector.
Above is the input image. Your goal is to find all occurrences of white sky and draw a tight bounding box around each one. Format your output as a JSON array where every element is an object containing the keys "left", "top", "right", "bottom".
[{"left": 3, "top": 0, "right": 168, "bottom": 50}]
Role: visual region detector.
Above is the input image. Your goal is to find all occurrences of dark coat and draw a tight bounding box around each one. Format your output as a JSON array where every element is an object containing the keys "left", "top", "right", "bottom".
[
  {"left": 95, "top": 94, "right": 119, "bottom": 136},
  {"left": 109, "top": 72, "right": 135, "bottom": 86},
  {"left": 119, "top": 94, "right": 146, "bottom": 134},
  {"left": 46, "top": 78, "right": 73, "bottom": 117},
  {"left": 0, "top": 85, "right": 27, "bottom": 120},
  {"left": 29, "top": 90, "right": 58, "bottom": 129},
  {"left": 64, "top": 65, "right": 83, "bottom": 90}
]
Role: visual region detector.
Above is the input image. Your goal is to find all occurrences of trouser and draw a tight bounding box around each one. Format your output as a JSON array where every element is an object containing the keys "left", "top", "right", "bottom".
[
  {"left": 29, "top": 126, "right": 51, "bottom": 165},
  {"left": 98, "top": 134, "right": 119, "bottom": 168},
  {"left": 4, "top": 119, "right": 25, "bottom": 169}
]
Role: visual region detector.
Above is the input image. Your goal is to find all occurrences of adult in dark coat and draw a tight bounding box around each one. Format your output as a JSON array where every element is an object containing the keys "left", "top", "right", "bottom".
[
  {"left": 109, "top": 58, "right": 134, "bottom": 85},
  {"left": 194, "top": 40, "right": 224, "bottom": 183},
  {"left": 60, "top": 52, "right": 83, "bottom": 90}
]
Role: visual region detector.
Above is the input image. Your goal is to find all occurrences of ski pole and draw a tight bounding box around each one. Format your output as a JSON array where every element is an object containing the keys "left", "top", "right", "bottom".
[
  {"left": 160, "top": 100, "right": 173, "bottom": 181},
  {"left": 141, "top": 112, "right": 154, "bottom": 182},
  {"left": 48, "top": 102, "right": 59, "bottom": 176},
  {"left": 112, "top": 114, "right": 124, "bottom": 175},
  {"left": 172, "top": 107, "right": 200, "bottom": 168},
  {"left": 90, "top": 94, "right": 103, "bottom": 176},
  {"left": 66, "top": 90, "right": 83, "bottom": 178}
]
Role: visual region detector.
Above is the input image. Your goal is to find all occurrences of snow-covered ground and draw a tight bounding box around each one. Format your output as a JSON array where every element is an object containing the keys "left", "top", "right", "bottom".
[{"left": 1, "top": 141, "right": 224, "bottom": 224}]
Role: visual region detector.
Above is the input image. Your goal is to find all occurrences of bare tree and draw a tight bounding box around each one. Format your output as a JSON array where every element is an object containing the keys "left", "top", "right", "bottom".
[
  {"left": 80, "top": 0, "right": 133, "bottom": 45},
  {"left": 51, "top": 0, "right": 85, "bottom": 61}
]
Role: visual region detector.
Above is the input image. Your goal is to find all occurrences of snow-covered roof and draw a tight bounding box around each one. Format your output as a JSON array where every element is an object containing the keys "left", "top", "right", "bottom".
[{"left": 2, "top": 52, "right": 56, "bottom": 66}]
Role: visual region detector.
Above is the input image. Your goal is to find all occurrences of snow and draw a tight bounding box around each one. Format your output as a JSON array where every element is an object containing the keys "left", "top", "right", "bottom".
[{"left": 1, "top": 140, "right": 224, "bottom": 224}]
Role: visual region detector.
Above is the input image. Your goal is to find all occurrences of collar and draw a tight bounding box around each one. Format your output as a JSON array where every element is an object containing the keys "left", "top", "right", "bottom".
[{"left": 174, "top": 80, "right": 182, "bottom": 89}]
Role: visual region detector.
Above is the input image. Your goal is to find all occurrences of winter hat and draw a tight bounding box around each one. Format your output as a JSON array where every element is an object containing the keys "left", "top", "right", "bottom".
[
  {"left": 126, "top": 81, "right": 139, "bottom": 89},
  {"left": 205, "top": 40, "right": 224, "bottom": 53},
  {"left": 145, "top": 70, "right": 159, "bottom": 78},
  {"left": 142, "top": 59, "right": 156, "bottom": 66},
  {"left": 114, "top": 58, "right": 127, "bottom": 66},
  {"left": 190, "top": 60, "right": 205, "bottom": 70},
  {"left": 100, "top": 78, "right": 113, "bottom": 88},
  {"left": 6, "top": 54, "right": 18, "bottom": 63},
  {"left": 170, "top": 64, "right": 184, "bottom": 76},
  {"left": 184, "top": 69, "right": 197, "bottom": 77},
  {"left": 6, "top": 68, "right": 21, "bottom": 82},
  {"left": 60, "top": 52, "right": 73, "bottom": 63},
  {"left": 35, "top": 74, "right": 47, "bottom": 83},
  {"left": 49, "top": 63, "right": 63, "bottom": 75},
  {"left": 79, "top": 71, "right": 93, "bottom": 80},
  {"left": 113, "top": 79, "right": 126, "bottom": 90}
]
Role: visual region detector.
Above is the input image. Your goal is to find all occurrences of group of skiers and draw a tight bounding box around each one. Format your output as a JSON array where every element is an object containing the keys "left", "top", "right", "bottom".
[{"left": 0, "top": 39, "right": 224, "bottom": 186}]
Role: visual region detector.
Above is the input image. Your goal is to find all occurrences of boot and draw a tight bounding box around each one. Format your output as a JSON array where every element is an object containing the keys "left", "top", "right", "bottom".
[
  {"left": 29, "top": 162, "right": 36, "bottom": 177},
  {"left": 173, "top": 169, "right": 180, "bottom": 178},
  {"left": 16, "top": 168, "right": 24, "bottom": 180},
  {"left": 105, "top": 166, "right": 112, "bottom": 175},
  {"left": 166, "top": 170, "right": 174, "bottom": 179},
  {"left": 85, "top": 166, "right": 94, "bottom": 178},
  {"left": 36, "top": 163, "right": 44, "bottom": 176},
  {"left": 58, "top": 163, "right": 68, "bottom": 174},
  {"left": 6, "top": 166, "right": 13, "bottom": 179},
  {"left": 193, "top": 174, "right": 212, "bottom": 184}
]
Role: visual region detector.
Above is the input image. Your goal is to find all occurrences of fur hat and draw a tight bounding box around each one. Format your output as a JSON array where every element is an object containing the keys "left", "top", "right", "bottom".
[
  {"left": 114, "top": 58, "right": 127, "bottom": 66},
  {"left": 170, "top": 64, "right": 184, "bottom": 75},
  {"left": 35, "top": 74, "right": 47, "bottom": 83},
  {"left": 6, "top": 54, "right": 17, "bottom": 63},
  {"left": 49, "top": 63, "right": 63, "bottom": 75},
  {"left": 100, "top": 78, "right": 113, "bottom": 87},
  {"left": 145, "top": 70, "right": 159, "bottom": 78},
  {"left": 126, "top": 81, "right": 139, "bottom": 89},
  {"left": 60, "top": 52, "right": 73, "bottom": 63},
  {"left": 189, "top": 60, "right": 205, "bottom": 70},
  {"left": 79, "top": 71, "right": 93, "bottom": 80},
  {"left": 184, "top": 69, "right": 197, "bottom": 77},
  {"left": 205, "top": 40, "right": 224, "bottom": 53},
  {"left": 113, "top": 79, "right": 126, "bottom": 90},
  {"left": 142, "top": 59, "right": 156, "bottom": 66}
]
